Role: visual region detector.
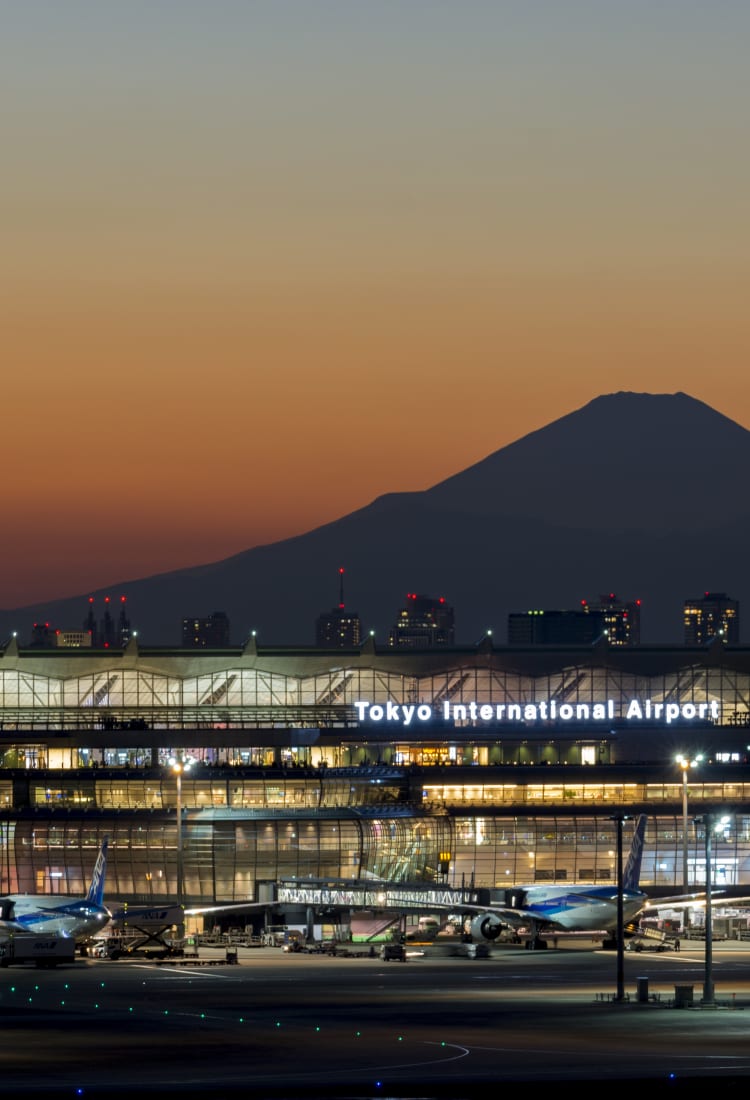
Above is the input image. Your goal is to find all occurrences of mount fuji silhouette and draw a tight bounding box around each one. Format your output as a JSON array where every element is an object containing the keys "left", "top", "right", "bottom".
[{"left": 3, "top": 391, "right": 749, "bottom": 646}]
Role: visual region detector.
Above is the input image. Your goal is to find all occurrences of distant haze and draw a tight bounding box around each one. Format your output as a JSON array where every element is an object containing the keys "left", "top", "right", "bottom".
[{"left": 2, "top": 391, "right": 748, "bottom": 646}]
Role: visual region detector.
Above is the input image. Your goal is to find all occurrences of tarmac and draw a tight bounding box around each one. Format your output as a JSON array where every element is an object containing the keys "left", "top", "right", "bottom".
[{"left": 3, "top": 938, "right": 750, "bottom": 1098}]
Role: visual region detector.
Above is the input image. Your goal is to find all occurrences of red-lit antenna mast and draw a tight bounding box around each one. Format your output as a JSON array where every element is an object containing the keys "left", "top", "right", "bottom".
[{"left": 338, "top": 567, "right": 345, "bottom": 609}]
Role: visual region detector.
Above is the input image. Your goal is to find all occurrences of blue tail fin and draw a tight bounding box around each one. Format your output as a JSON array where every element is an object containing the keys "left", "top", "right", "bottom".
[
  {"left": 86, "top": 837, "right": 108, "bottom": 906},
  {"left": 623, "top": 815, "right": 648, "bottom": 892}
]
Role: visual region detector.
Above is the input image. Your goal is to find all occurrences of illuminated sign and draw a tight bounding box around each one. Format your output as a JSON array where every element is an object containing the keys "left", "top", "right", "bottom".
[{"left": 353, "top": 699, "right": 720, "bottom": 726}]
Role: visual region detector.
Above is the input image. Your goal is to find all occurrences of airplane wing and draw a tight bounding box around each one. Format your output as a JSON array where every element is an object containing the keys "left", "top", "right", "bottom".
[
  {"left": 441, "top": 901, "right": 552, "bottom": 932},
  {"left": 643, "top": 894, "right": 750, "bottom": 912},
  {"left": 481, "top": 907, "right": 549, "bottom": 931},
  {"left": 183, "top": 901, "right": 274, "bottom": 917}
]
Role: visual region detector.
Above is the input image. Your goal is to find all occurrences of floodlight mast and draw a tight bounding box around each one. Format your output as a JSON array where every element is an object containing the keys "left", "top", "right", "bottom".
[
  {"left": 676, "top": 754, "right": 702, "bottom": 890},
  {"left": 169, "top": 755, "right": 194, "bottom": 908}
]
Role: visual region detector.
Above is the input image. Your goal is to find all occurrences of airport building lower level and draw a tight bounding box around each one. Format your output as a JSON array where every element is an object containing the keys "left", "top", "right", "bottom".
[{"left": 2, "top": 635, "right": 750, "bottom": 916}]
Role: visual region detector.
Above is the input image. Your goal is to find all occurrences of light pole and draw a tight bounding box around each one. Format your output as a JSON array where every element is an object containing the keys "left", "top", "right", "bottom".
[
  {"left": 609, "top": 813, "right": 631, "bottom": 1003},
  {"left": 694, "top": 813, "right": 730, "bottom": 1006},
  {"left": 169, "top": 755, "right": 193, "bottom": 908},
  {"left": 676, "top": 754, "right": 702, "bottom": 890}
]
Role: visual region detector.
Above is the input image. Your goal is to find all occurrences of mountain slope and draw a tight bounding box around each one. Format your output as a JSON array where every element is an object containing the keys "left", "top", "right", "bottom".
[
  {"left": 2, "top": 391, "right": 748, "bottom": 645},
  {"left": 422, "top": 391, "right": 750, "bottom": 531}
]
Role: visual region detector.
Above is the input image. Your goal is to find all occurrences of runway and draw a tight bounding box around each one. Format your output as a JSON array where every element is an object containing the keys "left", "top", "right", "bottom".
[{"left": 3, "top": 941, "right": 750, "bottom": 1097}]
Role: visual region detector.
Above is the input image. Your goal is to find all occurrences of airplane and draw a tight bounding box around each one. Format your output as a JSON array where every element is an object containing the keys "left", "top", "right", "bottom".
[
  {"left": 0, "top": 837, "right": 112, "bottom": 941},
  {"left": 450, "top": 814, "right": 651, "bottom": 950}
]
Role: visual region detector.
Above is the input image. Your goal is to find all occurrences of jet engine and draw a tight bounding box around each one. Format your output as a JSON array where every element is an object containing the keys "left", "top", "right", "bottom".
[{"left": 469, "top": 913, "right": 505, "bottom": 943}]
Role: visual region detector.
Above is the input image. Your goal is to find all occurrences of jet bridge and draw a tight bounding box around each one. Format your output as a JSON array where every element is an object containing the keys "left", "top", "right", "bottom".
[{"left": 276, "top": 879, "right": 492, "bottom": 913}]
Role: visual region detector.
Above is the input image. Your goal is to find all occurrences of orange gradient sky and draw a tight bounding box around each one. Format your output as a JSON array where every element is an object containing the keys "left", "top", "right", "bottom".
[{"left": 2, "top": 2, "right": 749, "bottom": 608}]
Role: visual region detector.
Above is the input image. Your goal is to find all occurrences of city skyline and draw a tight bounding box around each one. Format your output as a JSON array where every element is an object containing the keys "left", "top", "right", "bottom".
[
  {"left": 3, "top": 3, "right": 749, "bottom": 609},
  {"left": 13, "top": 585, "right": 742, "bottom": 651}
]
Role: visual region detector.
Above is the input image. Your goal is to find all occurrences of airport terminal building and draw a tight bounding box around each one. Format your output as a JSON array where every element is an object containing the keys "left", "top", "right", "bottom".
[{"left": 2, "top": 633, "right": 750, "bottom": 908}]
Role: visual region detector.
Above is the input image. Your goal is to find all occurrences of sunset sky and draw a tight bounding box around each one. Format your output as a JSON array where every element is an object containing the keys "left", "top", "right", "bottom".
[{"left": 2, "top": 1, "right": 749, "bottom": 609}]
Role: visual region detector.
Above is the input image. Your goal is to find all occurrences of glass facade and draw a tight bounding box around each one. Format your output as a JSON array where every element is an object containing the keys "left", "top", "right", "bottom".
[
  {"left": 2, "top": 813, "right": 749, "bottom": 901},
  {"left": 2, "top": 641, "right": 750, "bottom": 909},
  {"left": 1, "top": 651, "right": 750, "bottom": 729}
]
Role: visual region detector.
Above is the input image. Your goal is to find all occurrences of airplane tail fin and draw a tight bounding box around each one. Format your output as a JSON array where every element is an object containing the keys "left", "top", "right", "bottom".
[
  {"left": 623, "top": 815, "right": 648, "bottom": 893},
  {"left": 86, "top": 836, "right": 108, "bottom": 907}
]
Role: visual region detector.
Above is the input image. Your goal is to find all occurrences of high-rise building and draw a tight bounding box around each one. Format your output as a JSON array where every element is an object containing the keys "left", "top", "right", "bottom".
[
  {"left": 388, "top": 593, "right": 455, "bottom": 648},
  {"left": 584, "top": 594, "right": 641, "bottom": 647},
  {"left": 82, "top": 596, "right": 132, "bottom": 648},
  {"left": 29, "top": 622, "right": 55, "bottom": 647},
  {"left": 509, "top": 596, "right": 640, "bottom": 647},
  {"left": 315, "top": 568, "right": 362, "bottom": 647},
  {"left": 182, "top": 611, "right": 231, "bottom": 648},
  {"left": 684, "top": 592, "right": 739, "bottom": 645},
  {"left": 508, "top": 608, "right": 606, "bottom": 646}
]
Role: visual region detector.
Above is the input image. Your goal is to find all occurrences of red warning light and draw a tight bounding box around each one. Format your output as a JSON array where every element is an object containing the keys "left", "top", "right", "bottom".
[
  {"left": 339, "top": 567, "right": 345, "bottom": 575},
  {"left": 439, "top": 597, "right": 445, "bottom": 604},
  {"left": 120, "top": 595, "right": 127, "bottom": 603},
  {"left": 89, "top": 597, "right": 94, "bottom": 604}
]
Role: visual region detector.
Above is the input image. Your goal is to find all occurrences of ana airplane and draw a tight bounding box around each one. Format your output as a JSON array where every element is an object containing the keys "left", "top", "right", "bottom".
[
  {"left": 461, "top": 814, "right": 650, "bottom": 949},
  {"left": 0, "top": 837, "right": 112, "bottom": 941}
]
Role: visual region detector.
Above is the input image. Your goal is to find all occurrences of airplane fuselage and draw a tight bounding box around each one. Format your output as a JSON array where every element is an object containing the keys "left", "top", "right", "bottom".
[
  {"left": 518, "top": 885, "right": 647, "bottom": 933},
  {"left": 1, "top": 896, "right": 111, "bottom": 939}
]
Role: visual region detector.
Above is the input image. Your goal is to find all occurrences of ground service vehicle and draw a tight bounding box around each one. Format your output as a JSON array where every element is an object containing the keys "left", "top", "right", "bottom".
[
  {"left": 626, "top": 925, "right": 675, "bottom": 952},
  {"left": 0, "top": 934, "right": 77, "bottom": 968},
  {"left": 261, "top": 925, "right": 289, "bottom": 947}
]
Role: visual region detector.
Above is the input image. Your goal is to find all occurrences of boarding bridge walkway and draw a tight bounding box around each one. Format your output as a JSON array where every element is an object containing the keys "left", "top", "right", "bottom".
[{"left": 274, "top": 879, "right": 493, "bottom": 913}]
